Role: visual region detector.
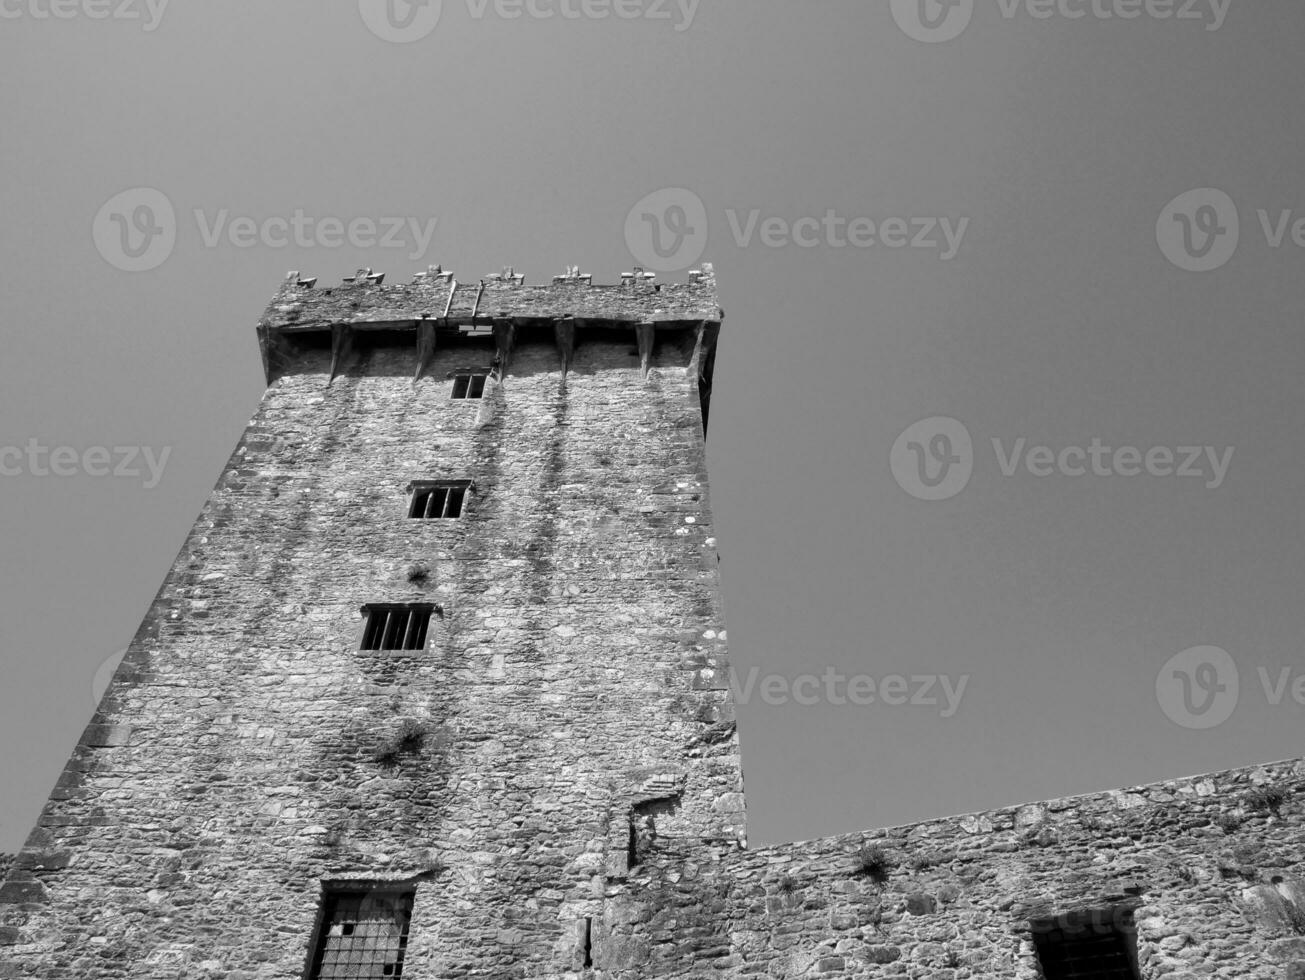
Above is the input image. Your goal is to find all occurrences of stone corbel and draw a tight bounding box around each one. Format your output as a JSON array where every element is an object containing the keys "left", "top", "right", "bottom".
[
  {"left": 257, "top": 324, "right": 295, "bottom": 386},
  {"left": 492, "top": 318, "right": 516, "bottom": 380},
  {"left": 554, "top": 317, "right": 577, "bottom": 377},
  {"left": 414, "top": 316, "right": 437, "bottom": 384},
  {"left": 328, "top": 324, "right": 353, "bottom": 385},
  {"left": 691, "top": 320, "right": 721, "bottom": 434},
  {"left": 636, "top": 322, "right": 656, "bottom": 379},
  {"left": 691, "top": 320, "right": 720, "bottom": 386}
]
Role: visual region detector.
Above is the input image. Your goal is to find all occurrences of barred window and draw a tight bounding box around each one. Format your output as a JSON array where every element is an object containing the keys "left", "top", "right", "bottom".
[
  {"left": 360, "top": 604, "right": 439, "bottom": 652},
  {"left": 409, "top": 481, "right": 470, "bottom": 519},
  {"left": 308, "top": 887, "right": 415, "bottom": 980},
  {"left": 451, "top": 371, "right": 488, "bottom": 400},
  {"left": 1032, "top": 908, "right": 1141, "bottom": 980}
]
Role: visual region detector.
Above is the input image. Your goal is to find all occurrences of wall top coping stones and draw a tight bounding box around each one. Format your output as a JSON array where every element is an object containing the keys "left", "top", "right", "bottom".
[
  {"left": 258, "top": 263, "right": 722, "bottom": 333},
  {"left": 749, "top": 756, "right": 1305, "bottom": 859}
]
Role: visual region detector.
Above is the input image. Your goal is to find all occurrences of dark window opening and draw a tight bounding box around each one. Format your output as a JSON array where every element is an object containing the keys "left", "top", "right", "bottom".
[
  {"left": 308, "top": 887, "right": 415, "bottom": 980},
  {"left": 408, "top": 482, "right": 469, "bottom": 519},
  {"left": 361, "top": 604, "right": 439, "bottom": 652},
  {"left": 626, "top": 819, "right": 639, "bottom": 871},
  {"left": 1032, "top": 908, "right": 1141, "bottom": 980},
  {"left": 582, "top": 917, "right": 594, "bottom": 968},
  {"left": 451, "top": 372, "right": 488, "bottom": 400}
]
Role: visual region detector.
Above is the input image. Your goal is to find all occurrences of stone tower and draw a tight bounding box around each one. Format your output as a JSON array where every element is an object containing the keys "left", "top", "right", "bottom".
[
  {"left": 0, "top": 263, "right": 743, "bottom": 978},
  {"left": 4, "top": 262, "right": 1305, "bottom": 980}
]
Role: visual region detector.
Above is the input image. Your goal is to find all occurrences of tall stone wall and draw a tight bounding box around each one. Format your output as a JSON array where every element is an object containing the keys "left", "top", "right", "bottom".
[
  {"left": 603, "top": 758, "right": 1305, "bottom": 978},
  {"left": 0, "top": 305, "right": 742, "bottom": 978}
]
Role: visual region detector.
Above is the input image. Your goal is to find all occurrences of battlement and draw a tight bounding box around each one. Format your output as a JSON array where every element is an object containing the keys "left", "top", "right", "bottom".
[
  {"left": 256, "top": 263, "right": 724, "bottom": 400},
  {"left": 259, "top": 263, "right": 721, "bottom": 334}
]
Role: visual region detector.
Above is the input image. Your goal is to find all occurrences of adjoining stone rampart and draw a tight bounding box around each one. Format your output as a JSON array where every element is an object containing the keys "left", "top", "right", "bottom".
[{"left": 604, "top": 758, "right": 1305, "bottom": 978}]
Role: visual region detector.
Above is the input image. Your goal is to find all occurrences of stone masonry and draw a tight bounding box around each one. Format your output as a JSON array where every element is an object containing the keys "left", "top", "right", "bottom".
[{"left": 0, "top": 263, "right": 1303, "bottom": 979}]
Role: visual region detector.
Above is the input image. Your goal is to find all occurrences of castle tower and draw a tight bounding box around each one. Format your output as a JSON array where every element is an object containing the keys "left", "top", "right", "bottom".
[
  {"left": 9, "top": 260, "right": 1303, "bottom": 979},
  {"left": 0, "top": 264, "right": 742, "bottom": 978}
]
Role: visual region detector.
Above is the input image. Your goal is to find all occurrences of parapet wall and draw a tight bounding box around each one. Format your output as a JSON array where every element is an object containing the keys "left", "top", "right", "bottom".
[
  {"left": 600, "top": 757, "right": 1305, "bottom": 978},
  {"left": 255, "top": 263, "right": 725, "bottom": 426},
  {"left": 259, "top": 265, "right": 722, "bottom": 333}
]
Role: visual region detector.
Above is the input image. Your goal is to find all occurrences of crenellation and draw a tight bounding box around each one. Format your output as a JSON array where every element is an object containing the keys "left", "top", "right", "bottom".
[{"left": 260, "top": 263, "right": 720, "bottom": 331}]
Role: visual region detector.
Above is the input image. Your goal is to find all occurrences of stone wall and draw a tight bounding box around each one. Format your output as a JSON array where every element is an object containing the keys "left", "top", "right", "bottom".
[
  {"left": 602, "top": 758, "right": 1305, "bottom": 978},
  {"left": 0, "top": 305, "right": 741, "bottom": 979}
]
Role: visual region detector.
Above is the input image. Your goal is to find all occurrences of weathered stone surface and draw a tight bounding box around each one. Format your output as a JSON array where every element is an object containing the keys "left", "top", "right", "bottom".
[
  {"left": 1, "top": 265, "right": 1303, "bottom": 979},
  {"left": 610, "top": 759, "right": 1305, "bottom": 978}
]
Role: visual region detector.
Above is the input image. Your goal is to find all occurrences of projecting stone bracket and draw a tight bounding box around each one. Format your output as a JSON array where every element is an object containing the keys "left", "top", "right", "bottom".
[
  {"left": 636, "top": 322, "right": 656, "bottom": 379},
  {"left": 492, "top": 319, "right": 515, "bottom": 380},
  {"left": 257, "top": 325, "right": 294, "bottom": 386},
  {"left": 414, "top": 317, "right": 438, "bottom": 384},
  {"left": 554, "top": 317, "right": 577, "bottom": 377},
  {"left": 691, "top": 320, "right": 721, "bottom": 434},
  {"left": 328, "top": 324, "right": 354, "bottom": 385}
]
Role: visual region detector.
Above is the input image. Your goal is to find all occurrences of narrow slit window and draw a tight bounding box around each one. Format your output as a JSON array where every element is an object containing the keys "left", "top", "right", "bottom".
[
  {"left": 1032, "top": 909, "right": 1141, "bottom": 980},
  {"left": 308, "top": 887, "right": 415, "bottom": 980},
  {"left": 451, "top": 372, "right": 487, "bottom": 400},
  {"left": 360, "top": 604, "right": 438, "bottom": 652},
  {"left": 409, "top": 482, "right": 470, "bottom": 519}
]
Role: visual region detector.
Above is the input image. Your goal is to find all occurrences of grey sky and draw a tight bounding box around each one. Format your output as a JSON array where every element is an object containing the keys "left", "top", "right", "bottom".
[{"left": 2, "top": 0, "right": 1303, "bottom": 854}]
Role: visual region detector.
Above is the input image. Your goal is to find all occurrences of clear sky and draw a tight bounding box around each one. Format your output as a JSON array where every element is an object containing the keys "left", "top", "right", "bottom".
[{"left": 2, "top": 0, "right": 1304, "bottom": 854}]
